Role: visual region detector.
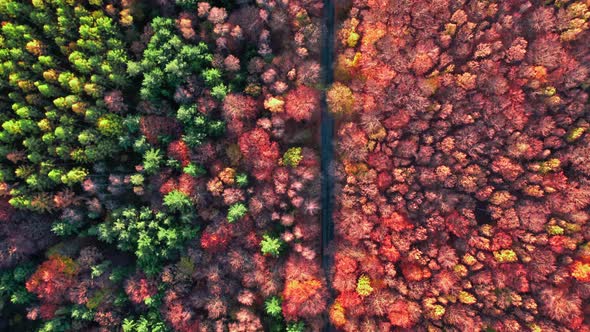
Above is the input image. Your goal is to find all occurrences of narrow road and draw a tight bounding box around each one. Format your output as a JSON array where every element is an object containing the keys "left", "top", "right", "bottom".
[{"left": 321, "top": 0, "right": 335, "bottom": 331}]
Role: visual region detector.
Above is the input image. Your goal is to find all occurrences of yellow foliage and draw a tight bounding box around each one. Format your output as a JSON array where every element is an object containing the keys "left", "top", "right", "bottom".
[
  {"left": 453, "top": 264, "right": 468, "bottom": 277},
  {"left": 494, "top": 249, "right": 518, "bottom": 263},
  {"left": 347, "top": 30, "right": 360, "bottom": 48},
  {"left": 343, "top": 161, "right": 368, "bottom": 175},
  {"left": 458, "top": 291, "right": 477, "bottom": 304},
  {"left": 356, "top": 274, "right": 373, "bottom": 296},
  {"left": 361, "top": 22, "right": 387, "bottom": 46},
  {"left": 566, "top": 126, "right": 586, "bottom": 142},
  {"left": 538, "top": 158, "right": 561, "bottom": 174},
  {"left": 462, "top": 254, "right": 477, "bottom": 266},
  {"left": 571, "top": 261, "right": 590, "bottom": 282},
  {"left": 264, "top": 96, "right": 285, "bottom": 113},
  {"left": 327, "top": 82, "right": 354, "bottom": 115}
]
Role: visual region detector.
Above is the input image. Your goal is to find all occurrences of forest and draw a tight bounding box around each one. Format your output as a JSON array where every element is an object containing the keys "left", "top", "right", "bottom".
[{"left": 0, "top": 0, "right": 589, "bottom": 331}]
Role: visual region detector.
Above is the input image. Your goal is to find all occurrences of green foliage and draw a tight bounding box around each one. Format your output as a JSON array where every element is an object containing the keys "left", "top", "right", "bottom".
[
  {"left": 183, "top": 163, "right": 206, "bottom": 177},
  {"left": 52, "top": 219, "right": 83, "bottom": 237},
  {"left": 0, "top": 0, "right": 131, "bottom": 210},
  {"left": 86, "top": 290, "right": 107, "bottom": 310},
  {"left": 0, "top": 264, "right": 35, "bottom": 306},
  {"left": 130, "top": 174, "right": 145, "bottom": 186},
  {"left": 143, "top": 148, "right": 163, "bottom": 175},
  {"left": 122, "top": 312, "right": 170, "bottom": 332},
  {"left": 163, "top": 190, "right": 193, "bottom": 213},
  {"left": 90, "top": 261, "right": 111, "bottom": 279},
  {"left": 203, "top": 68, "right": 222, "bottom": 86},
  {"left": 286, "top": 321, "right": 306, "bottom": 332},
  {"left": 38, "top": 318, "right": 71, "bottom": 332},
  {"left": 133, "top": 17, "right": 214, "bottom": 102},
  {"left": 70, "top": 305, "right": 95, "bottom": 321},
  {"left": 60, "top": 167, "right": 88, "bottom": 186},
  {"left": 94, "top": 207, "right": 199, "bottom": 276},
  {"left": 235, "top": 173, "right": 249, "bottom": 187},
  {"left": 264, "top": 296, "right": 282, "bottom": 318},
  {"left": 176, "top": 0, "right": 199, "bottom": 9},
  {"left": 210, "top": 83, "right": 229, "bottom": 100},
  {"left": 109, "top": 266, "right": 133, "bottom": 284},
  {"left": 260, "top": 234, "right": 284, "bottom": 257},
  {"left": 176, "top": 105, "right": 225, "bottom": 148},
  {"left": 97, "top": 114, "right": 124, "bottom": 137},
  {"left": 283, "top": 147, "right": 303, "bottom": 168},
  {"left": 227, "top": 202, "right": 247, "bottom": 223},
  {"left": 128, "top": 18, "right": 228, "bottom": 151}
]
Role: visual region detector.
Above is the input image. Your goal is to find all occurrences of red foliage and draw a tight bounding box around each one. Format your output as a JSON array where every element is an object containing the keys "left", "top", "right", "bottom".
[
  {"left": 445, "top": 211, "right": 471, "bottom": 238},
  {"left": 176, "top": 12, "right": 196, "bottom": 40},
  {"left": 378, "top": 240, "right": 400, "bottom": 263},
  {"left": 381, "top": 212, "right": 414, "bottom": 232},
  {"left": 222, "top": 93, "right": 259, "bottom": 121},
  {"left": 367, "top": 152, "right": 392, "bottom": 172},
  {"left": 282, "top": 256, "right": 327, "bottom": 322},
  {"left": 177, "top": 173, "right": 196, "bottom": 196},
  {"left": 26, "top": 255, "right": 78, "bottom": 303},
  {"left": 139, "top": 116, "right": 181, "bottom": 145},
  {"left": 284, "top": 85, "right": 320, "bottom": 122},
  {"left": 125, "top": 274, "right": 157, "bottom": 304},
  {"left": 387, "top": 299, "right": 421, "bottom": 328},
  {"left": 376, "top": 172, "right": 393, "bottom": 191},
  {"left": 200, "top": 223, "right": 232, "bottom": 253},
  {"left": 400, "top": 261, "right": 431, "bottom": 282},
  {"left": 103, "top": 90, "right": 127, "bottom": 113},
  {"left": 167, "top": 140, "right": 191, "bottom": 167},
  {"left": 334, "top": 253, "right": 357, "bottom": 275},
  {"left": 540, "top": 288, "right": 582, "bottom": 325},
  {"left": 39, "top": 303, "right": 59, "bottom": 320},
  {"left": 238, "top": 128, "right": 280, "bottom": 181},
  {"left": 335, "top": 291, "right": 362, "bottom": 310},
  {"left": 165, "top": 301, "right": 199, "bottom": 332},
  {"left": 159, "top": 177, "right": 177, "bottom": 195}
]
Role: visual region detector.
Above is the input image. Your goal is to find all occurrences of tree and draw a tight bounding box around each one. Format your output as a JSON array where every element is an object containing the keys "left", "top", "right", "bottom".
[
  {"left": 131, "top": 17, "right": 216, "bottom": 103},
  {"left": 284, "top": 85, "right": 320, "bottom": 121},
  {"left": 227, "top": 202, "right": 247, "bottom": 223},
  {"left": 26, "top": 255, "right": 78, "bottom": 304},
  {"left": 163, "top": 190, "right": 192, "bottom": 213},
  {"left": 238, "top": 128, "right": 280, "bottom": 181},
  {"left": 264, "top": 296, "right": 282, "bottom": 318},
  {"left": 0, "top": 0, "right": 131, "bottom": 210},
  {"left": 94, "top": 207, "right": 198, "bottom": 275},
  {"left": 143, "top": 148, "right": 163, "bottom": 175},
  {"left": 327, "top": 83, "right": 354, "bottom": 115},
  {"left": 282, "top": 147, "right": 303, "bottom": 168},
  {"left": 260, "top": 234, "right": 284, "bottom": 257}
]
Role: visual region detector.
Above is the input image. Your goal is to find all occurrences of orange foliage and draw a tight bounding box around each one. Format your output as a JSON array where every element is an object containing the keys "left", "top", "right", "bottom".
[
  {"left": 401, "top": 262, "right": 431, "bottom": 282},
  {"left": 359, "top": 22, "right": 387, "bottom": 52},
  {"left": 329, "top": 302, "right": 347, "bottom": 327},
  {"left": 388, "top": 299, "right": 421, "bottom": 328},
  {"left": 571, "top": 260, "right": 590, "bottom": 282},
  {"left": 382, "top": 212, "right": 414, "bottom": 232},
  {"left": 282, "top": 278, "right": 323, "bottom": 319},
  {"left": 336, "top": 291, "right": 363, "bottom": 309}
]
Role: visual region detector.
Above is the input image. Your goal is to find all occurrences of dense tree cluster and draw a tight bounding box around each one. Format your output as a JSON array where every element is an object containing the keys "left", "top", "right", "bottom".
[
  {"left": 0, "top": 0, "right": 131, "bottom": 212},
  {"left": 0, "top": 0, "right": 588, "bottom": 331},
  {"left": 330, "top": 0, "right": 590, "bottom": 331},
  {"left": 0, "top": 0, "right": 326, "bottom": 331}
]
